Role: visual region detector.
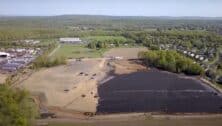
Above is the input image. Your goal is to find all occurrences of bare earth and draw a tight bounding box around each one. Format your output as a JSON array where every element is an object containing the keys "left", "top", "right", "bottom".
[
  {"left": 20, "top": 58, "right": 147, "bottom": 118},
  {"left": 0, "top": 73, "right": 7, "bottom": 84},
  {"left": 110, "top": 60, "right": 147, "bottom": 75},
  {"left": 22, "top": 58, "right": 108, "bottom": 113},
  {"left": 104, "top": 47, "right": 147, "bottom": 59},
  {"left": 21, "top": 47, "right": 148, "bottom": 114}
]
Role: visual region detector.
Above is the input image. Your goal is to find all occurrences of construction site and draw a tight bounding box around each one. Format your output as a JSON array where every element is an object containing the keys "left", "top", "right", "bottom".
[
  {"left": 15, "top": 48, "right": 146, "bottom": 117},
  {"left": 12, "top": 47, "right": 220, "bottom": 120}
]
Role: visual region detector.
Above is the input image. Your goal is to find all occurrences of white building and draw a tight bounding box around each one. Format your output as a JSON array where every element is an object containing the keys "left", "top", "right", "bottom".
[{"left": 59, "top": 38, "right": 82, "bottom": 44}]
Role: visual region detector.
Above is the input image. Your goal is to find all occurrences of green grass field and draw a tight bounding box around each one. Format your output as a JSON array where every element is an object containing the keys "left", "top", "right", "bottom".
[{"left": 51, "top": 44, "right": 107, "bottom": 59}]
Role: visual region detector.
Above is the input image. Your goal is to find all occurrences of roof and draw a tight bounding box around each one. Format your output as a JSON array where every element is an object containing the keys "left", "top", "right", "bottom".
[{"left": 59, "top": 38, "right": 81, "bottom": 42}]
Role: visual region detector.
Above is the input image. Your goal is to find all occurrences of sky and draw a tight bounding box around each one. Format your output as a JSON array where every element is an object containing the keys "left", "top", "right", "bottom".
[{"left": 0, "top": 0, "right": 222, "bottom": 17}]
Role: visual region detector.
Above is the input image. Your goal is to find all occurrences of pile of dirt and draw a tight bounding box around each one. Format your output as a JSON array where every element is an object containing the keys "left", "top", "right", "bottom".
[
  {"left": 104, "top": 47, "right": 147, "bottom": 59},
  {"left": 110, "top": 60, "right": 147, "bottom": 75}
]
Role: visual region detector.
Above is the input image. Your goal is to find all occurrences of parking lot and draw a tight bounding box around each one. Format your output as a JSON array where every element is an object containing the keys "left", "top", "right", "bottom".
[{"left": 0, "top": 48, "right": 40, "bottom": 73}]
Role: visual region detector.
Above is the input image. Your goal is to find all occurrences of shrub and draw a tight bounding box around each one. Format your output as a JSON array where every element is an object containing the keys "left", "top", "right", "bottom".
[
  {"left": 0, "top": 85, "right": 38, "bottom": 126},
  {"left": 32, "top": 55, "right": 66, "bottom": 69}
]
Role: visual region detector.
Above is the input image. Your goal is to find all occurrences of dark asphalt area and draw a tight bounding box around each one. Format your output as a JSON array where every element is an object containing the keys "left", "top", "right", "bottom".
[{"left": 97, "top": 69, "right": 222, "bottom": 113}]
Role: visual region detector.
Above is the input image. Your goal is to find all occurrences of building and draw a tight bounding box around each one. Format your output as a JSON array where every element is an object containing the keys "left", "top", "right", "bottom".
[{"left": 59, "top": 38, "right": 82, "bottom": 44}]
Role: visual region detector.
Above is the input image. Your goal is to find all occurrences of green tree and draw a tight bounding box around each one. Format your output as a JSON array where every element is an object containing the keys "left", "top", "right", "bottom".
[
  {"left": 0, "top": 85, "right": 38, "bottom": 126},
  {"left": 139, "top": 50, "right": 203, "bottom": 75}
]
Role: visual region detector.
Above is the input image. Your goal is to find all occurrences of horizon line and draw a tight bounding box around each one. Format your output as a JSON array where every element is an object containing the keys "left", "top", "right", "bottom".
[{"left": 0, "top": 14, "right": 222, "bottom": 18}]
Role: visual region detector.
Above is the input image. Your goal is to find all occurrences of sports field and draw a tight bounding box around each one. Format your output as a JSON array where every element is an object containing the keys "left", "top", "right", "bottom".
[{"left": 51, "top": 44, "right": 107, "bottom": 59}]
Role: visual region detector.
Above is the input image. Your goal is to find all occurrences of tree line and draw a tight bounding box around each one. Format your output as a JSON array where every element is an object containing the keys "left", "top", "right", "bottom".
[
  {"left": 122, "top": 30, "right": 222, "bottom": 50},
  {"left": 86, "top": 36, "right": 127, "bottom": 49},
  {"left": 138, "top": 50, "right": 204, "bottom": 75}
]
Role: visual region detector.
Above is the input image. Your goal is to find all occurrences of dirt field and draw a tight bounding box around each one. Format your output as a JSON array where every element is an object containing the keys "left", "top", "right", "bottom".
[
  {"left": 109, "top": 60, "right": 147, "bottom": 75},
  {"left": 103, "top": 47, "right": 147, "bottom": 59},
  {"left": 21, "top": 58, "right": 108, "bottom": 113},
  {"left": 0, "top": 73, "right": 7, "bottom": 84}
]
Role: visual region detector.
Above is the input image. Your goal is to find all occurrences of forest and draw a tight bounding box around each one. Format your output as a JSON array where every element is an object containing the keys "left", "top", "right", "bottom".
[
  {"left": 138, "top": 50, "right": 204, "bottom": 75},
  {"left": 1, "top": 15, "right": 222, "bottom": 41}
]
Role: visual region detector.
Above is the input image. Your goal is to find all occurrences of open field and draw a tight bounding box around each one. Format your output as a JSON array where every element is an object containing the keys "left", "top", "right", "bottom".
[
  {"left": 103, "top": 47, "right": 147, "bottom": 59},
  {"left": 0, "top": 73, "right": 7, "bottom": 84},
  {"left": 51, "top": 45, "right": 147, "bottom": 60},
  {"left": 21, "top": 58, "right": 108, "bottom": 113},
  {"left": 51, "top": 44, "right": 106, "bottom": 59}
]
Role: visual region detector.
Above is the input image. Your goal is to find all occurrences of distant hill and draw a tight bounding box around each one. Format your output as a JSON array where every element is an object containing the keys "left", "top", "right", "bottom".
[
  {"left": 0, "top": 15, "right": 222, "bottom": 34},
  {"left": 1, "top": 15, "right": 222, "bottom": 20}
]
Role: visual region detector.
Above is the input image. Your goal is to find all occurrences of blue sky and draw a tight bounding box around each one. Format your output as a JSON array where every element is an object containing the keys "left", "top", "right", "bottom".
[{"left": 0, "top": 0, "right": 222, "bottom": 17}]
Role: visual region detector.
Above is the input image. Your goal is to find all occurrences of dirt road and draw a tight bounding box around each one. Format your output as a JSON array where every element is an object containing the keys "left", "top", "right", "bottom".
[
  {"left": 48, "top": 44, "right": 61, "bottom": 57},
  {"left": 36, "top": 114, "right": 222, "bottom": 126}
]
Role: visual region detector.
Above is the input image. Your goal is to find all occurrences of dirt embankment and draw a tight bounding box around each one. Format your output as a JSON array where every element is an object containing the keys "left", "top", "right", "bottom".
[
  {"left": 109, "top": 60, "right": 147, "bottom": 75},
  {"left": 104, "top": 47, "right": 147, "bottom": 59}
]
